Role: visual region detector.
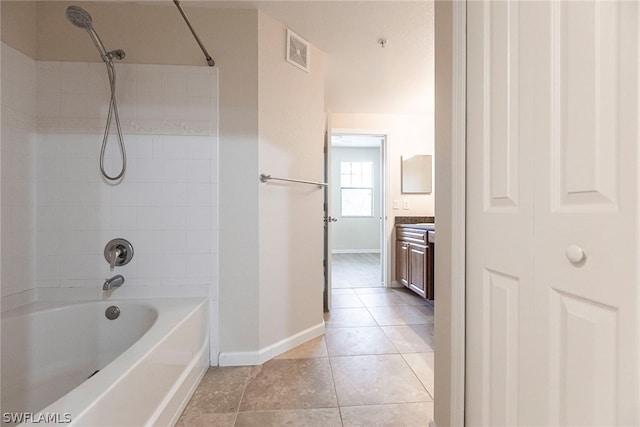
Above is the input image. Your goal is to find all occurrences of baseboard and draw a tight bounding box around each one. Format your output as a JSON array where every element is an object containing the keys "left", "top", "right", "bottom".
[
  {"left": 218, "top": 321, "right": 325, "bottom": 366},
  {"left": 332, "top": 249, "right": 380, "bottom": 254}
]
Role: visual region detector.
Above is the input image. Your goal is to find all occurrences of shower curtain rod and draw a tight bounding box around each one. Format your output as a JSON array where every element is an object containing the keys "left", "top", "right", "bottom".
[{"left": 173, "top": 0, "right": 215, "bottom": 67}]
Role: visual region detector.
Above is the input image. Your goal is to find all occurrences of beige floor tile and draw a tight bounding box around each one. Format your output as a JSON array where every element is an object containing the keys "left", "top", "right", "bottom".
[
  {"left": 235, "top": 408, "right": 342, "bottom": 427},
  {"left": 340, "top": 402, "right": 434, "bottom": 427},
  {"left": 358, "top": 292, "right": 410, "bottom": 307},
  {"left": 332, "top": 293, "right": 366, "bottom": 308},
  {"left": 403, "top": 352, "right": 435, "bottom": 399},
  {"left": 175, "top": 411, "right": 237, "bottom": 427},
  {"left": 413, "top": 303, "right": 435, "bottom": 320},
  {"left": 382, "top": 324, "right": 434, "bottom": 353},
  {"left": 240, "top": 358, "right": 338, "bottom": 411},
  {"left": 325, "top": 326, "right": 398, "bottom": 356},
  {"left": 276, "top": 336, "right": 328, "bottom": 359},
  {"left": 368, "top": 305, "right": 433, "bottom": 326},
  {"left": 324, "top": 307, "right": 378, "bottom": 328},
  {"left": 392, "top": 288, "right": 431, "bottom": 306},
  {"left": 332, "top": 288, "right": 357, "bottom": 295},
  {"left": 180, "top": 366, "right": 252, "bottom": 415},
  {"left": 353, "top": 287, "right": 394, "bottom": 294},
  {"left": 330, "top": 354, "right": 431, "bottom": 406}
]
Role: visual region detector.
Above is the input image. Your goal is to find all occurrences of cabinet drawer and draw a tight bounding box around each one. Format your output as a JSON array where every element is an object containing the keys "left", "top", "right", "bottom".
[{"left": 396, "top": 228, "right": 428, "bottom": 245}]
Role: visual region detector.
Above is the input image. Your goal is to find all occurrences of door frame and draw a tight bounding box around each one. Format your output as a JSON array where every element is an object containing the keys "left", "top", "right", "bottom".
[
  {"left": 329, "top": 128, "right": 390, "bottom": 292},
  {"left": 432, "top": 1, "right": 466, "bottom": 426}
]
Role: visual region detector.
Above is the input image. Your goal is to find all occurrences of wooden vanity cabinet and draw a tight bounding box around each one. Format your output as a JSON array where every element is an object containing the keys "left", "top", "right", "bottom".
[
  {"left": 396, "top": 227, "right": 432, "bottom": 299},
  {"left": 396, "top": 239, "right": 410, "bottom": 287}
]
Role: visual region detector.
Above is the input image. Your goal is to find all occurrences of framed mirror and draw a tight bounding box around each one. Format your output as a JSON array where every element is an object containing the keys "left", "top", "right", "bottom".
[{"left": 401, "top": 155, "right": 432, "bottom": 194}]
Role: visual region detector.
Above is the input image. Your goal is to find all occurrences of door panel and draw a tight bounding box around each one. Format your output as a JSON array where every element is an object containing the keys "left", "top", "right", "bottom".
[
  {"left": 536, "top": 1, "right": 639, "bottom": 425},
  {"left": 467, "top": 1, "right": 639, "bottom": 426},
  {"left": 323, "top": 129, "right": 332, "bottom": 311},
  {"left": 467, "top": 1, "right": 534, "bottom": 425},
  {"left": 550, "top": 1, "right": 619, "bottom": 212}
]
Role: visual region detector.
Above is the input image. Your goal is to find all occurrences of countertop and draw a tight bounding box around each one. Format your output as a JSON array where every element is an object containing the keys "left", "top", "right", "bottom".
[{"left": 396, "top": 223, "right": 435, "bottom": 231}]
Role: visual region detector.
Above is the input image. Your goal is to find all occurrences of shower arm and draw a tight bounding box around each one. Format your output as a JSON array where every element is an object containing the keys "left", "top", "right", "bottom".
[{"left": 173, "top": 0, "right": 215, "bottom": 67}]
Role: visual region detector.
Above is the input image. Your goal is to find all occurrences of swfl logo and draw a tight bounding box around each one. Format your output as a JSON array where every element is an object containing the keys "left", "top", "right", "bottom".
[{"left": 2, "top": 412, "right": 72, "bottom": 424}]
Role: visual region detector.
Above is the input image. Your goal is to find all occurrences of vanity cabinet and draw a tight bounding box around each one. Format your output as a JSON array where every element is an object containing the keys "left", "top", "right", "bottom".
[{"left": 396, "top": 226, "right": 434, "bottom": 300}]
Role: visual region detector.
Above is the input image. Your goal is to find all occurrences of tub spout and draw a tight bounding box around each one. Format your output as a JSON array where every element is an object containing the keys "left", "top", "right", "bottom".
[{"left": 103, "top": 274, "right": 125, "bottom": 291}]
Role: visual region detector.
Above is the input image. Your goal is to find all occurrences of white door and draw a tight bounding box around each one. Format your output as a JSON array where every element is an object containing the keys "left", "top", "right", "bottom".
[{"left": 466, "top": 1, "right": 639, "bottom": 426}]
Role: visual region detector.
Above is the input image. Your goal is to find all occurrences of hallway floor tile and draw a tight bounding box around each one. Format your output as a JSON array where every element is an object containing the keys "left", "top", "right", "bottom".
[{"left": 178, "top": 253, "right": 435, "bottom": 426}]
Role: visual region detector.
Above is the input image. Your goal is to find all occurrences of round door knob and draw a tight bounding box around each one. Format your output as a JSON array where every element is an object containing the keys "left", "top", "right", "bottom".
[{"left": 565, "top": 244, "right": 586, "bottom": 264}]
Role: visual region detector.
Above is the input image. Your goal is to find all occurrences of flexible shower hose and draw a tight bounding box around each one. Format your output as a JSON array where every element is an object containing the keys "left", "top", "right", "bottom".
[{"left": 99, "top": 57, "right": 126, "bottom": 181}]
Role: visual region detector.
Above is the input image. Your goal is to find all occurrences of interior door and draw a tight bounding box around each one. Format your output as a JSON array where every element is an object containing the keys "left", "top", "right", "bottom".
[
  {"left": 323, "top": 129, "right": 333, "bottom": 312},
  {"left": 466, "top": 1, "right": 639, "bottom": 426}
]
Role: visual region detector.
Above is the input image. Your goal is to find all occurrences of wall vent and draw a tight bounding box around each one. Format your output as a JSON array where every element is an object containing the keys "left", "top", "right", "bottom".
[{"left": 286, "top": 29, "right": 310, "bottom": 72}]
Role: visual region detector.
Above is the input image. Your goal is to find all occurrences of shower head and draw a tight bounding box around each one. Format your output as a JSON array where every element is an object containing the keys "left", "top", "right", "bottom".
[
  {"left": 65, "top": 6, "right": 93, "bottom": 30},
  {"left": 65, "top": 5, "right": 125, "bottom": 64}
]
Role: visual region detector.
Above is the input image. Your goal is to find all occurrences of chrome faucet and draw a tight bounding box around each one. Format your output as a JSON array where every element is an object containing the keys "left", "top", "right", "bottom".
[{"left": 103, "top": 274, "right": 125, "bottom": 291}]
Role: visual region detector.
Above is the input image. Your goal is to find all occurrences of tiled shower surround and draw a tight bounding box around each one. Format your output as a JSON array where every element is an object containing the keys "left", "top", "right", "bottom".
[{"left": 1, "top": 43, "right": 219, "bottom": 354}]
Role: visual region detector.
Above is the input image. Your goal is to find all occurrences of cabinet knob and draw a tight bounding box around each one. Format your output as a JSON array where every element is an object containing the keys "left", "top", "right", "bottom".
[{"left": 565, "top": 244, "right": 586, "bottom": 264}]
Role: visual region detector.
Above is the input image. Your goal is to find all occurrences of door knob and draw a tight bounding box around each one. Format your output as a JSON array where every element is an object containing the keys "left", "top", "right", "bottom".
[
  {"left": 565, "top": 244, "right": 586, "bottom": 264},
  {"left": 324, "top": 216, "right": 338, "bottom": 223}
]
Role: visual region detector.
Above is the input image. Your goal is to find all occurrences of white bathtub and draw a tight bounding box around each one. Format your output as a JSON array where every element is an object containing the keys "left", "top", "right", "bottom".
[{"left": 1, "top": 298, "right": 208, "bottom": 426}]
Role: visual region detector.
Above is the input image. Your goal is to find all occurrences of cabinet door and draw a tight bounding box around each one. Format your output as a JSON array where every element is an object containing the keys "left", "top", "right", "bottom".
[
  {"left": 396, "top": 240, "right": 409, "bottom": 286},
  {"left": 408, "top": 244, "right": 427, "bottom": 298},
  {"left": 427, "top": 236, "right": 435, "bottom": 300}
]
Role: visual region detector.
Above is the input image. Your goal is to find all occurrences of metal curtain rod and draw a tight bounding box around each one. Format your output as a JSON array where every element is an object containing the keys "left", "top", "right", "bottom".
[
  {"left": 260, "top": 174, "right": 327, "bottom": 189},
  {"left": 173, "top": 0, "right": 215, "bottom": 67}
]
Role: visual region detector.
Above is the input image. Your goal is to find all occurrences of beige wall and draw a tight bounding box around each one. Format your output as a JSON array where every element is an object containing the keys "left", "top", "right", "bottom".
[
  {"left": 434, "top": 1, "right": 454, "bottom": 426},
  {"left": 331, "top": 113, "right": 435, "bottom": 219},
  {"left": 1, "top": 1, "right": 36, "bottom": 59},
  {"left": 257, "top": 11, "right": 325, "bottom": 348}
]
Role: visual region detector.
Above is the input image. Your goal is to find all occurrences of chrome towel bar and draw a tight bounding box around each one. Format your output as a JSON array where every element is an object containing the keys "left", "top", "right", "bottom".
[{"left": 260, "top": 174, "right": 327, "bottom": 189}]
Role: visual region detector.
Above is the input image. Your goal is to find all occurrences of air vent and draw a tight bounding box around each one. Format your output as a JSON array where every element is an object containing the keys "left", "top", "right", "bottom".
[{"left": 286, "top": 29, "right": 310, "bottom": 72}]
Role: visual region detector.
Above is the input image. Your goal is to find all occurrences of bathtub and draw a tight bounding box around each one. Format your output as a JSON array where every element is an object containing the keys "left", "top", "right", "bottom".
[{"left": 1, "top": 298, "right": 208, "bottom": 426}]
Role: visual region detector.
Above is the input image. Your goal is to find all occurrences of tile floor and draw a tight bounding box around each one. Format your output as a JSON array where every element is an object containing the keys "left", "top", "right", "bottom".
[
  {"left": 178, "top": 254, "right": 434, "bottom": 426},
  {"left": 331, "top": 253, "right": 382, "bottom": 288}
]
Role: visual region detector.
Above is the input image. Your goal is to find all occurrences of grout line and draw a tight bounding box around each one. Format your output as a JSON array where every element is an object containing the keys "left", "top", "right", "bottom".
[
  {"left": 232, "top": 366, "right": 255, "bottom": 426},
  {"left": 326, "top": 353, "right": 345, "bottom": 427}
]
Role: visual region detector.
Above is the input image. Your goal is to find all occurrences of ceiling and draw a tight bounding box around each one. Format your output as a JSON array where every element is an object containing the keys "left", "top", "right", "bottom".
[{"left": 187, "top": 1, "right": 434, "bottom": 115}]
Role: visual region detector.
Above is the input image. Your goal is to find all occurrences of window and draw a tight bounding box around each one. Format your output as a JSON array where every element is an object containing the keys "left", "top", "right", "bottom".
[{"left": 340, "top": 161, "right": 373, "bottom": 217}]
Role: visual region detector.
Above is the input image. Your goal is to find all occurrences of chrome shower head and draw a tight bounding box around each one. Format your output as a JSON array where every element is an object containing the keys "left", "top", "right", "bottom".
[
  {"left": 65, "top": 6, "right": 93, "bottom": 30},
  {"left": 65, "top": 5, "right": 125, "bottom": 64}
]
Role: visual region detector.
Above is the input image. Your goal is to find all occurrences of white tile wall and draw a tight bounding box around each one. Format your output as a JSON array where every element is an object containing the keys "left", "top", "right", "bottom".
[
  {"left": 34, "top": 62, "right": 219, "bottom": 295},
  {"left": 1, "top": 44, "right": 37, "bottom": 298}
]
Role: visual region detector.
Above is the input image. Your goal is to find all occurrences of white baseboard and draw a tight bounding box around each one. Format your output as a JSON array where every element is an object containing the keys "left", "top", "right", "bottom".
[
  {"left": 218, "top": 321, "right": 325, "bottom": 366},
  {"left": 332, "top": 249, "right": 380, "bottom": 254}
]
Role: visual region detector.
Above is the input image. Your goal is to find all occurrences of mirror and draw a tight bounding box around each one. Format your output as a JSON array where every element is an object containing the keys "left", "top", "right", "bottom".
[{"left": 401, "top": 155, "right": 432, "bottom": 194}]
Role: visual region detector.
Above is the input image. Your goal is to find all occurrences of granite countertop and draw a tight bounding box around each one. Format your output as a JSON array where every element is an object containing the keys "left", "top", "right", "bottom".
[{"left": 396, "top": 223, "right": 435, "bottom": 231}]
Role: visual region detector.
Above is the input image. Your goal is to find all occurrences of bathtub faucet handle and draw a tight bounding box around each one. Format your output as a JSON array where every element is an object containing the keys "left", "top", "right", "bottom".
[
  {"left": 104, "top": 238, "right": 134, "bottom": 271},
  {"left": 103, "top": 274, "right": 125, "bottom": 291},
  {"left": 108, "top": 248, "right": 121, "bottom": 271}
]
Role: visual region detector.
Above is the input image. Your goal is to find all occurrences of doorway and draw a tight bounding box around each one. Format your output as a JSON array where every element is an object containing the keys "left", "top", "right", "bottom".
[{"left": 326, "top": 133, "right": 387, "bottom": 307}]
